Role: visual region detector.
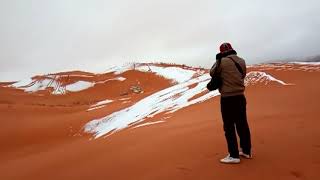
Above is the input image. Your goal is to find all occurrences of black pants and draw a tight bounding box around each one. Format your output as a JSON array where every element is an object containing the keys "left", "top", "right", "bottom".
[{"left": 220, "top": 94, "right": 251, "bottom": 158}]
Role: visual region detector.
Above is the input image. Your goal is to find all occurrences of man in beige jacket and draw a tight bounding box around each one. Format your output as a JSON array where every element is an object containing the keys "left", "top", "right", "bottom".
[{"left": 210, "top": 43, "right": 252, "bottom": 164}]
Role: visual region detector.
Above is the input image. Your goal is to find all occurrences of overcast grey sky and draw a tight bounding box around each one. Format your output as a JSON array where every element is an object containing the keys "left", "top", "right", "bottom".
[{"left": 1, "top": 0, "right": 320, "bottom": 81}]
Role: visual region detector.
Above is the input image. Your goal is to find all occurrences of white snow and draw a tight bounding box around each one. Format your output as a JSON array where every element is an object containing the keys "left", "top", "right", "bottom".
[
  {"left": 65, "top": 81, "right": 95, "bottom": 92},
  {"left": 96, "top": 77, "right": 126, "bottom": 84},
  {"left": 119, "top": 97, "right": 131, "bottom": 101},
  {"left": 26, "top": 79, "right": 58, "bottom": 93},
  {"left": 103, "top": 64, "right": 135, "bottom": 74},
  {"left": 25, "top": 79, "right": 52, "bottom": 92},
  {"left": 9, "top": 76, "right": 67, "bottom": 94},
  {"left": 87, "top": 105, "right": 106, "bottom": 111},
  {"left": 84, "top": 70, "right": 291, "bottom": 139},
  {"left": 87, "top": 99, "right": 113, "bottom": 111},
  {"left": 245, "top": 71, "right": 292, "bottom": 86},
  {"left": 116, "top": 77, "right": 126, "bottom": 81},
  {"left": 290, "top": 61, "right": 320, "bottom": 65},
  {"left": 94, "top": 99, "right": 113, "bottom": 107},
  {"left": 103, "top": 63, "right": 198, "bottom": 83},
  {"left": 84, "top": 73, "right": 219, "bottom": 138},
  {"left": 132, "top": 121, "right": 165, "bottom": 129},
  {"left": 136, "top": 66, "right": 196, "bottom": 83},
  {"left": 9, "top": 75, "right": 95, "bottom": 94},
  {"left": 11, "top": 78, "right": 33, "bottom": 88}
]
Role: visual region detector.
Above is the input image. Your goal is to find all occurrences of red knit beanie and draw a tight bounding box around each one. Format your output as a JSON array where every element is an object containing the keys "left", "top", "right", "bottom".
[{"left": 219, "top": 42, "right": 234, "bottom": 53}]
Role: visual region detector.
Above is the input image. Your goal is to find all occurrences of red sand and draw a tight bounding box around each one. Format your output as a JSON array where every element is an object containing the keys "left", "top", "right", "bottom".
[{"left": 0, "top": 64, "right": 320, "bottom": 180}]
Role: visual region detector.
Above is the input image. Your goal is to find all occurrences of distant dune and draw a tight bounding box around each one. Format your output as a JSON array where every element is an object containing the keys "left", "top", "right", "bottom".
[
  {"left": 0, "top": 62, "right": 320, "bottom": 180},
  {"left": 266, "top": 55, "right": 320, "bottom": 64}
]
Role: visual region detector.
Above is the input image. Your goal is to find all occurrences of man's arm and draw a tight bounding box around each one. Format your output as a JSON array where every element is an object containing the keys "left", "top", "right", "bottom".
[
  {"left": 210, "top": 62, "right": 218, "bottom": 77},
  {"left": 241, "top": 58, "right": 247, "bottom": 78}
]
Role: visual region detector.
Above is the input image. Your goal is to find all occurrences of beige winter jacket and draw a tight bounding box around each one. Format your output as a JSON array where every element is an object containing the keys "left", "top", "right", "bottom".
[{"left": 210, "top": 54, "right": 246, "bottom": 97}]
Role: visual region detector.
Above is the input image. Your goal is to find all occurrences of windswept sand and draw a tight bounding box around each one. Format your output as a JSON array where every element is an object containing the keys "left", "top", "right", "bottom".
[{"left": 0, "top": 64, "right": 319, "bottom": 180}]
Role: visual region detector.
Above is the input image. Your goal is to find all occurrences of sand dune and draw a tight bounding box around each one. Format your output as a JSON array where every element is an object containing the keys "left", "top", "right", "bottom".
[{"left": 0, "top": 62, "right": 319, "bottom": 180}]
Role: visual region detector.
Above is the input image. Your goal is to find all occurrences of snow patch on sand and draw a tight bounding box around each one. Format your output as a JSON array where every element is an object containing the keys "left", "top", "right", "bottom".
[
  {"left": 10, "top": 76, "right": 67, "bottom": 94},
  {"left": 66, "top": 81, "right": 95, "bottom": 92},
  {"left": 10, "top": 76, "right": 95, "bottom": 94},
  {"left": 136, "top": 66, "right": 196, "bottom": 83},
  {"left": 94, "top": 99, "right": 113, "bottom": 106},
  {"left": 116, "top": 77, "right": 126, "bottom": 81},
  {"left": 11, "top": 78, "right": 34, "bottom": 88},
  {"left": 290, "top": 62, "right": 320, "bottom": 65},
  {"left": 245, "top": 71, "right": 292, "bottom": 86},
  {"left": 119, "top": 97, "right": 131, "bottom": 101},
  {"left": 84, "top": 74, "right": 219, "bottom": 138},
  {"left": 96, "top": 77, "right": 126, "bottom": 84},
  {"left": 87, "top": 99, "right": 113, "bottom": 111},
  {"left": 103, "top": 63, "right": 197, "bottom": 83},
  {"left": 87, "top": 105, "right": 106, "bottom": 111}
]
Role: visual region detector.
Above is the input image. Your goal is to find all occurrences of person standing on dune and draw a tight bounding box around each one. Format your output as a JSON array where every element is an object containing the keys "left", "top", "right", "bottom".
[{"left": 210, "top": 42, "right": 252, "bottom": 164}]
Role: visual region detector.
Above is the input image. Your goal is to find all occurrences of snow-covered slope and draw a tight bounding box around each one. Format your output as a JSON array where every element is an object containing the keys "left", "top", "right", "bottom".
[
  {"left": 6, "top": 63, "right": 200, "bottom": 95},
  {"left": 245, "top": 71, "right": 293, "bottom": 86},
  {"left": 84, "top": 74, "right": 219, "bottom": 138},
  {"left": 136, "top": 65, "right": 198, "bottom": 83},
  {"left": 8, "top": 75, "right": 126, "bottom": 95},
  {"left": 9, "top": 75, "right": 68, "bottom": 95},
  {"left": 83, "top": 64, "right": 292, "bottom": 138}
]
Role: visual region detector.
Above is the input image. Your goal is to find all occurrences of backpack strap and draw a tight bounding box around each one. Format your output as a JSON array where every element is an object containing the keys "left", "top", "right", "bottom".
[
  {"left": 228, "top": 57, "right": 245, "bottom": 78},
  {"left": 211, "top": 59, "right": 221, "bottom": 77},
  {"left": 215, "top": 59, "right": 222, "bottom": 75}
]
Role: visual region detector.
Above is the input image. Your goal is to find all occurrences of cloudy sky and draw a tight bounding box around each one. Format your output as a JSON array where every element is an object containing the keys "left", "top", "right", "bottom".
[{"left": 1, "top": 0, "right": 320, "bottom": 81}]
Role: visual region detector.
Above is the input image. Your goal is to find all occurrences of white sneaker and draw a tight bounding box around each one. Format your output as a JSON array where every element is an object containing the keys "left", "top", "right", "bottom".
[
  {"left": 220, "top": 154, "right": 240, "bottom": 164},
  {"left": 239, "top": 152, "right": 252, "bottom": 159}
]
